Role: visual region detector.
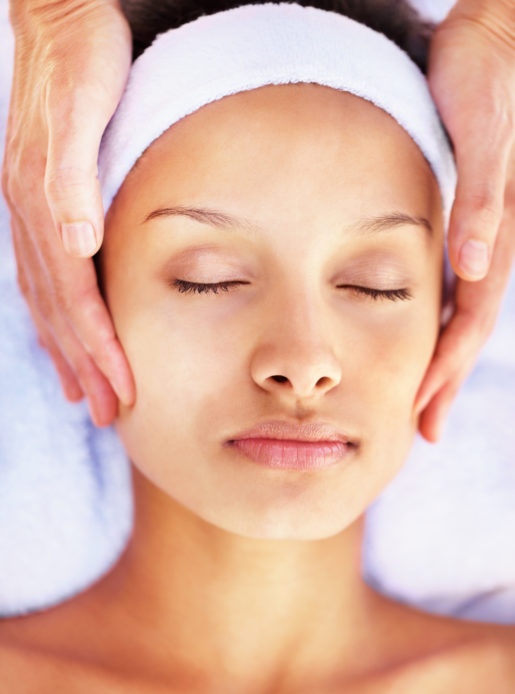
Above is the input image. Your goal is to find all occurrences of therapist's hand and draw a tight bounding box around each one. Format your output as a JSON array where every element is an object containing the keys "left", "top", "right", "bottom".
[
  {"left": 415, "top": 0, "right": 515, "bottom": 442},
  {"left": 2, "top": 0, "right": 135, "bottom": 426}
]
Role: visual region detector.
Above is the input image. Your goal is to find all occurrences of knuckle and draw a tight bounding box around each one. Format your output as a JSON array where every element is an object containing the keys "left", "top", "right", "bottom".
[
  {"left": 52, "top": 277, "right": 76, "bottom": 315},
  {"left": 53, "top": 282, "right": 75, "bottom": 316},
  {"left": 7, "top": 149, "right": 46, "bottom": 204},
  {"left": 34, "top": 284, "right": 58, "bottom": 322},
  {"left": 44, "top": 176, "right": 78, "bottom": 202},
  {"left": 44, "top": 166, "right": 92, "bottom": 201},
  {"left": 464, "top": 188, "right": 502, "bottom": 221}
]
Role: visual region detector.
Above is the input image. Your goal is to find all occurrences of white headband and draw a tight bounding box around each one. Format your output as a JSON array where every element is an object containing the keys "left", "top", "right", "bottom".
[{"left": 97, "top": 1, "right": 457, "bottom": 230}]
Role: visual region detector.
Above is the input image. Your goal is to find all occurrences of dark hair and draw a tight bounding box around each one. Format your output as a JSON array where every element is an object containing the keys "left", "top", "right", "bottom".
[{"left": 120, "top": 0, "right": 434, "bottom": 73}]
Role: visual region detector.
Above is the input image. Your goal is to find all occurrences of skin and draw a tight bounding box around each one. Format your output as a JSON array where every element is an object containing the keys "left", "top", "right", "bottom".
[
  {"left": 3, "top": 0, "right": 514, "bottom": 443},
  {"left": 416, "top": 0, "right": 515, "bottom": 441},
  {"left": 101, "top": 83, "right": 448, "bottom": 687},
  {"left": 101, "top": 83, "right": 444, "bottom": 542},
  {"left": 2, "top": 83, "right": 515, "bottom": 693}
]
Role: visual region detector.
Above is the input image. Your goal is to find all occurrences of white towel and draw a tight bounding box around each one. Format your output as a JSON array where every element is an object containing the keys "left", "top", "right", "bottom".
[
  {"left": 98, "top": 3, "right": 457, "bottom": 228},
  {"left": 0, "top": 0, "right": 514, "bottom": 623}
]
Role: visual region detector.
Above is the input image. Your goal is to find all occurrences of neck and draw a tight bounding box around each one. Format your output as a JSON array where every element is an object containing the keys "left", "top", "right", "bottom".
[{"left": 99, "top": 463, "right": 383, "bottom": 691}]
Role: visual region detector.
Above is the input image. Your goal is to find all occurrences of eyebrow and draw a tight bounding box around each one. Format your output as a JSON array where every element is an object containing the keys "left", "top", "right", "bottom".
[{"left": 142, "top": 205, "right": 433, "bottom": 237}]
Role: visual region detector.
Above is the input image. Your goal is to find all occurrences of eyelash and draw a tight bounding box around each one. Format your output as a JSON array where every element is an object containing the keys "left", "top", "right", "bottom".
[{"left": 171, "top": 279, "right": 412, "bottom": 302}]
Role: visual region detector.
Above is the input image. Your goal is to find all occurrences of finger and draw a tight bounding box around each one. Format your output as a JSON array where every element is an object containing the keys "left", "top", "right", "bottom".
[
  {"left": 10, "top": 213, "right": 84, "bottom": 402},
  {"left": 35, "top": 299, "right": 119, "bottom": 427},
  {"left": 33, "top": 316, "right": 85, "bottom": 403},
  {"left": 414, "top": 308, "right": 481, "bottom": 415},
  {"left": 447, "top": 123, "right": 512, "bottom": 281},
  {"left": 428, "top": 22, "right": 515, "bottom": 283},
  {"left": 12, "top": 179, "right": 136, "bottom": 408},
  {"left": 11, "top": 209, "right": 121, "bottom": 427},
  {"left": 414, "top": 179, "right": 515, "bottom": 414},
  {"left": 47, "top": 319, "right": 119, "bottom": 427},
  {"left": 417, "top": 377, "right": 463, "bottom": 443},
  {"left": 47, "top": 251, "right": 136, "bottom": 407},
  {"left": 43, "top": 84, "right": 110, "bottom": 258}
]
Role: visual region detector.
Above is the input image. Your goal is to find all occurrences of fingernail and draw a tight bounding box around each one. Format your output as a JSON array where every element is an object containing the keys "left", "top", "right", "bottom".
[
  {"left": 415, "top": 386, "right": 433, "bottom": 414},
  {"left": 61, "top": 221, "right": 98, "bottom": 257},
  {"left": 459, "top": 239, "right": 489, "bottom": 279},
  {"left": 415, "top": 398, "right": 428, "bottom": 416},
  {"left": 112, "top": 378, "right": 133, "bottom": 407}
]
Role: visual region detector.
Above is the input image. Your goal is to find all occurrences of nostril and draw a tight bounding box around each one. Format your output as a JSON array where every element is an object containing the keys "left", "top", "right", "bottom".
[{"left": 272, "top": 375, "right": 288, "bottom": 383}]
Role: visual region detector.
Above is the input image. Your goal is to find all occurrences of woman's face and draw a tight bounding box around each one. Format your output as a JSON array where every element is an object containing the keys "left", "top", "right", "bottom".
[{"left": 100, "top": 83, "right": 444, "bottom": 540}]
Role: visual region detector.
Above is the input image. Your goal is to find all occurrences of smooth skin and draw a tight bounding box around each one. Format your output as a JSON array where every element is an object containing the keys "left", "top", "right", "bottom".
[
  {"left": 2, "top": 83, "right": 515, "bottom": 694},
  {"left": 1, "top": 0, "right": 514, "bottom": 436}
]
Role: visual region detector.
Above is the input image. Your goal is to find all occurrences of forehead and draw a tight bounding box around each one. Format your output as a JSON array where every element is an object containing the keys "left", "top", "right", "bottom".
[{"left": 113, "top": 83, "right": 440, "bottom": 230}]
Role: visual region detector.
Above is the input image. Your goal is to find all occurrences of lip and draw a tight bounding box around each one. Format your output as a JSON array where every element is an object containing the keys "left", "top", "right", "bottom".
[
  {"left": 228, "top": 419, "right": 357, "bottom": 444},
  {"left": 228, "top": 438, "right": 353, "bottom": 470},
  {"left": 225, "top": 419, "right": 358, "bottom": 471}
]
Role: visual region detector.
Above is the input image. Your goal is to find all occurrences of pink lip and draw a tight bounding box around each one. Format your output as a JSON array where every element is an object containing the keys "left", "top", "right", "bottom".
[
  {"left": 229, "top": 419, "right": 356, "bottom": 444},
  {"left": 228, "top": 438, "right": 352, "bottom": 470}
]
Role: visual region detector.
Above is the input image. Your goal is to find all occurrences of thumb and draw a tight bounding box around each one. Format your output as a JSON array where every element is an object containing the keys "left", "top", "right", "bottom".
[
  {"left": 44, "top": 86, "right": 111, "bottom": 258},
  {"left": 446, "top": 113, "right": 512, "bottom": 281}
]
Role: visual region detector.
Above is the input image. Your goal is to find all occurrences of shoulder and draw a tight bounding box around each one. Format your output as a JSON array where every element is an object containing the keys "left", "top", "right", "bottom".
[
  {"left": 414, "top": 632, "right": 515, "bottom": 692},
  {"left": 369, "top": 594, "right": 515, "bottom": 690},
  {"left": 356, "top": 631, "right": 515, "bottom": 693},
  {"left": 401, "top": 618, "right": 515, "bottom": 691},
  {"left": 343, "top": 631, "right": 515, "bottom": 694},
  {"left": 0, "top": 636, "right": 143, "bottom": 694},
  {"left": 0, "top": 608, "right": 118, "bottom": 693}
]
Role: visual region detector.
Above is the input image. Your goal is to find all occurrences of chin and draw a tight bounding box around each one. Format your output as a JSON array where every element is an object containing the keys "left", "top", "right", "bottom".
[{"left": 196, "top": 496, "right": 366, "bottom": 541}]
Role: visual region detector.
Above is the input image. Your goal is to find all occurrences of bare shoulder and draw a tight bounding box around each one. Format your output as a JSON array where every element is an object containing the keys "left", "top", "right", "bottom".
[
  {"left": 0, "top": 606, "right": 133, "bottom": 693},
  {"left": 345, "top": 629, "right": 515, "bottom": 694},
  {"left": 0, "top": 635, "right": 170, "bottom": 694},
  {"left": 359, "top": 593, "right": 515, "bottom": 693},
  {"left": 415, "top": 616, "right": 515, "bottom": 691},
  {"left": 403, "top": 632, "right": 515, "bottom": 693},
  {"left": 0, "top": 606, "right": 182, "bottom": 694}
]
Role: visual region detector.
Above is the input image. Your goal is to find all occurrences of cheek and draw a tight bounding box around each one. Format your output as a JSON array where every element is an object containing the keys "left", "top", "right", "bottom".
[
  {"left": 113, "top": 306, "right": 236, "bottom": 470},
  {"left": 359, "top": 297, "right": 439, "bottom": 424}
]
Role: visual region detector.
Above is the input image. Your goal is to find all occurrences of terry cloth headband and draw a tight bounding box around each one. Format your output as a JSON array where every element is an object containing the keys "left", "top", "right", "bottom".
[{"left": 97, "top": 1, "right": 457, "bottom": 229}]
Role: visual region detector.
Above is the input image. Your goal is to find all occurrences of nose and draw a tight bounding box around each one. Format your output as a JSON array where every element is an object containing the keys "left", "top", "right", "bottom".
[{"left": 250, "top": 286, "right": 342, "bottom": 402}]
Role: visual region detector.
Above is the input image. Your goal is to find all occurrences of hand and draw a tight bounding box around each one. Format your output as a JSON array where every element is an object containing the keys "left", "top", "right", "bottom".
[
  {"left": 414, "top": 0, "right": 515, "bottom": 442},
  {"left": 2, "top": 0, "right": 136, "bottom": 426}
]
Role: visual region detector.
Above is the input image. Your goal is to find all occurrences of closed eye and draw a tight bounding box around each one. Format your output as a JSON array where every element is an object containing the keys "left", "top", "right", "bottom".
[
  {"left": 340, "top": 286, "right": 412, "bottom": 301},
  {"left": 171, "top": 279, "right": 412, "bottom": 302},
  {"left": 172, "top": 279, "right": 247, "bottom": 295}
]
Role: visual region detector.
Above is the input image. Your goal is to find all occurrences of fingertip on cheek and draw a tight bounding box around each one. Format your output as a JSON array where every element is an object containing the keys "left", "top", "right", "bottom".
[
  {"left": 115, "top": 394, "right": 137, "bottom": 421},
  {"left": 111, "top": 379, "right": 135, "bottom": 407},
  {"left": 412, "top": 391, "right": 428, "bottom": 419}
]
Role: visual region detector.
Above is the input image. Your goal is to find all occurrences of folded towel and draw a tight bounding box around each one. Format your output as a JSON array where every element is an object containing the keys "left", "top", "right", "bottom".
[{"left": 0, "top": 0, "right": 513, "bottom": 624}]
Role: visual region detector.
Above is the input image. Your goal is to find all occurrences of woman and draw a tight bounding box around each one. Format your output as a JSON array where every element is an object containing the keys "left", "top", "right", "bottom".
[{"left": 0, "top": 1, "right": 513, "bottom": 690}]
